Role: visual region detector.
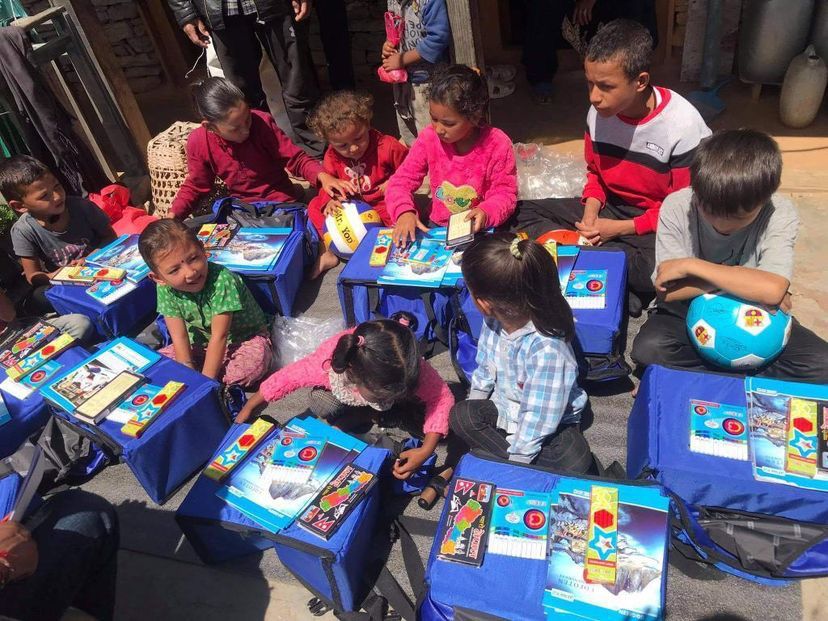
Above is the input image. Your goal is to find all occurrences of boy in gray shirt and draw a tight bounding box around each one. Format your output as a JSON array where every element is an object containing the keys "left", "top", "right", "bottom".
[
  {"left": 632, "top": 129, "right": 828, "bottom": 383},
  {"left": 1, "top": 155, "right": 116, "bottom": 314}
]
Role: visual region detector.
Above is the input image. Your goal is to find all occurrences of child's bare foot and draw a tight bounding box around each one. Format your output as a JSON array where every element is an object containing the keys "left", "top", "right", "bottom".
[{"left": 309, "top": 249, "right": 340, "bottom": 279}]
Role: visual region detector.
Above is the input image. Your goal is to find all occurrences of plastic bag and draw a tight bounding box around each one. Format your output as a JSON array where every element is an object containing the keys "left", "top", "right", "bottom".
[
  {"left": 377, "top": 11, "right": 408, "bottom": 84},
  {"left": 272, "top": 315, "right": 345, "bottom": 368},
  {"left": 514, "top": 143, "right": 585, "bottom": 200}
]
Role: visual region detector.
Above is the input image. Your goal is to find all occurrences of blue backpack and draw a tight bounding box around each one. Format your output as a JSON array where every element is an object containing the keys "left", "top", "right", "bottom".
[{"left": 628, "top": 365, "right": 828, "bottom": 583}]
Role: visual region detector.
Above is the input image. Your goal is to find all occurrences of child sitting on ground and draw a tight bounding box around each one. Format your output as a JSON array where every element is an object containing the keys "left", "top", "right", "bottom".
[
  {"left": 170, "top": 77, "right": 353, "bottom": 220},
  {"left": 235, "top": 316, "right": 454, "bottom": 480},
  {"left": 448, "top": 233, "right": 596, "bottom": 473},
  {"left": 306, "top": 90, "right": 409, "bottom": 277},
  {"left": 0, "top": 155, "right": 116, "bottom": 315},
  {"left": 514, "top": 19, "right": 711, "bottom": 315},
  {"left": 386, "top": 64, "right": 518, "bottom": 248},
  {"left": 138, "top": 219, "right": 271, "bottom": 388},
  {"left": 632, "top": 129, "right": 828, "bottom": 383}
]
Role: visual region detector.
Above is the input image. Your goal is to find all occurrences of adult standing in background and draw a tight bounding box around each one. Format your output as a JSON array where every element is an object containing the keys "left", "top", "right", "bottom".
[{"left": 168, "top": 0, "right": 325, "bottom": 157}]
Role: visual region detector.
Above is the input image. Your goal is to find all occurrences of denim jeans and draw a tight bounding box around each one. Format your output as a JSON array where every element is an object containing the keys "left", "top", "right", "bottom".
[{"left": 0, "top": 490, "right": 119, "bottom": 621}]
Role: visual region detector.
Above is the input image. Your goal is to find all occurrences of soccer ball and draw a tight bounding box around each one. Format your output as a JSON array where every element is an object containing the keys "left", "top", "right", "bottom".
[
  {"left": 322, "top": 200, "right": 383, "bottom": 258},
  {"left": 686, "top": 293, "right": 792, "bottom": 370}
]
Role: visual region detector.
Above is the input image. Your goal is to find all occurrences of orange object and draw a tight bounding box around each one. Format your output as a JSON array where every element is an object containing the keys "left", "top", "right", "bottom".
[{"left": 537, "top": 229, "right": 586, "bottom": 246}]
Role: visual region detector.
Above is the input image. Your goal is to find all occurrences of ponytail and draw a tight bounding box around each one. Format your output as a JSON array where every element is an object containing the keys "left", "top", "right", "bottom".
[
  {"left": 191, "top": 77, "right": 246, "bottom": 124},
  {"left": 460, "top": 232, "right": 575, "bottom": 340},
  {"left": 329, "top": 320, "right": 421, "bottom": 402}
]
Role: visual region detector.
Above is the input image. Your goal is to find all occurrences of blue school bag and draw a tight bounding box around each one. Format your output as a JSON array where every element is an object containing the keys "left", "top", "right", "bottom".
[
  {"left": 628, "top": 365, "right": 828, "bottom": 583},
  {"left": 337, "top": 228, "right": 454, "bottom": 353},
  {"left": 190, "top": 197, "right": 320, "bottom": 316}
]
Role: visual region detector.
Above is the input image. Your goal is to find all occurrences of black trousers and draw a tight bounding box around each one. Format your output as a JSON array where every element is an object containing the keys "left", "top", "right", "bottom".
[
  {"left": 448, "top": 399, "right": 595, "bottom": 474},
  {"left": 631, "top": 302, "right": 828, "bottom": 384},
  {"left": 520, "top": 0, "right": 566, "bottom": 85},
  {"left": 513, "top": 198, "right": 656, "bottom": 295},
  {"left": 314, "top": 0, "right": 355, "bottom": 90},
  {"left": 212, "top": 14, "right": 324, "bottom": 157}
]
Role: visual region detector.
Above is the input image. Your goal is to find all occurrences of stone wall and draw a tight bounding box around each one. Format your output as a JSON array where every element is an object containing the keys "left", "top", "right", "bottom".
[{"left": 20, "top": 0, "right": 163, "bottom": 93}]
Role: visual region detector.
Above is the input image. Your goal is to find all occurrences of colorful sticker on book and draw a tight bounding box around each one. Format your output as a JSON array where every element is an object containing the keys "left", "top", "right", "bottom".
[
  {"left": 298, "top": 464, "right": 375, "bottom": 538},
  {"left": 7, "top": 333, "right": 75, "bottom": 381},
  {"left": 203, "top": 419, "right": 275, "bottom": 481},
  {"left": 785, "top": 397, "right": 818, "bottom": 477},
  {"left": 585, "top": 485, "right": 618, "bottom": 585},
  {"left": 488, "top": 488, "right": 549, "bottom": 560},
  {"left": 369, "top": 229, "right": 394, "bottom": 267},
  {"left": 438, "top": 478, "right": 493, "bottom": 566},
  {"left": 120, "top": 381, "right": 185, "bottom": 438},
  {"left": 0, "top": 322, "right": 57, "bottom": 368},
  {"left": 689, "top": 399, "right": 749, "bottom": 461}
]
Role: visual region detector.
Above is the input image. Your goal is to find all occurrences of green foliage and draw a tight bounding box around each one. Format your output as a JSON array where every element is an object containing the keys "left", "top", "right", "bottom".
[{"left": 0, "top": 203, "right": 17, "bottom": 237}]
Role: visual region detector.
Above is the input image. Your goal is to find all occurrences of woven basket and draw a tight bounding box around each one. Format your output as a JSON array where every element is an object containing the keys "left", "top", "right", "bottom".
[{"left": 146, "top": 121, "right": 227, "bottom": 217}]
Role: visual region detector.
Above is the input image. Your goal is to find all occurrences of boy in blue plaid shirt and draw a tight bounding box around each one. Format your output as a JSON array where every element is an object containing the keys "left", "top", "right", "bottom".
[{"left": 448, "top": 234, "right": 597, "bottom": 473}]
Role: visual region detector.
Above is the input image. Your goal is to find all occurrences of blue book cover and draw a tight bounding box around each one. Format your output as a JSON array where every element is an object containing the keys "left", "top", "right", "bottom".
[
  {"left": 217, "top": 423, "right": 358, "bottom": 532},
  {"left": 85, "top": 279, "right": 138, "bottom": 306},
  {"left": 488, "top": 488, "right": 550, "bottom": 560},
  {"left": 0, "top": 395, "right": 9, "bottom": 426},
  {"left": 556, "top": 246, "right": 580, "bottom": 291},
  {"left": 543, "top": 480, "right": 669, "bottom": 621},
  {"left": 289, "top": 416, "right": 368, "bottom": 453},
  {"left": 207, "top": 227, "right": 291, "bottom": 273},
  {"left": 378, "top": 235, "right": 454, "bottom": 288},
  {"left": 746, "top": 377, "right": 828, "bottom": 493},
  {"left": 565, "top": 269, "right": 607, "bottom": 310},
  {"left": 689, "top": 400, "right": 749, "bottom": 460},
  {"left": 86, "top": 235, "right": 150, "bottom": 283},
  {"left": 40, "top": 338, "right": 160, "bottom": 414}
]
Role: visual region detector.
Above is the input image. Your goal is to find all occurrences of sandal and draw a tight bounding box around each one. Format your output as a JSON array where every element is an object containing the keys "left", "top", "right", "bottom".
[
  {"left": 488, "top": 78, "right": 516, "bottom": 100},
  {"left": 488, "top": 64, "right": 517, "bottom": 82}
]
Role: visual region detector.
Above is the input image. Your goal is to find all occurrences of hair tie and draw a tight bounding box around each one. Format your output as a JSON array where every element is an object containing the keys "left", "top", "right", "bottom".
[
  {"left": 510, "top": 237, "right": 523, "bottom": 260},
  {"left": 356, "top": 335, "right": 366, "bottom": 347}
]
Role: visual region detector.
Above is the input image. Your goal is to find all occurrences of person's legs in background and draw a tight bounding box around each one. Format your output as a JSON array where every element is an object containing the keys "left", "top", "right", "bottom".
[
  {"left": 0, "top": 490, "right": 119, "bottom": 621},
  {"left": 222, "top": 332, "right": 274, "bottom": 387},
  {"left": 47, "top": 313, "right": 96, "bottom": 345},
  {"left": 314, "top": 0, "right": 355, "bottom": 90},
  {"left": 758, "top": 320, "right": 828, "bottom": 384},
  {"left": 520, "top": 0, "right": 568, "bottom": 102},
  {"left": 511, "top": 197, "right": 584, "bottom": 238},
  {"left": 211, "top": 15, "right": 268, "bottom": 110},
  {"left": 257, "top": 15, "right": 324, "bottom": 157},
  {"left": 630, "top": 303, "right": 708, "bottom": 373},
  {"left": 394, "top": 82, "right": 418, "bottom": 147}
]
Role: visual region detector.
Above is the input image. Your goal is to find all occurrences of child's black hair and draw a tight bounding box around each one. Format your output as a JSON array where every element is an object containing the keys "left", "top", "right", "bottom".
[
  {"left": 0, "top": 155, "right": 51, "bottom": 202},
  {"left": 330, "top": 319, "right": 420, "bottom": 403},
  {"left": 586, "top": 19, "right": 653, "bottom": 80},
  {"left": 307, "top": 90, "right": 374, "bottom": 139},
  {"left": 691, "top": 129, "right": 782, "bottom": 217},
  {"left": 191, "top": 77, "right": 247, "bottom": 124},
  {"left": 461, "top": 233, "right": 574, "bottom": 340},
  {"left": 428, "top": 64, "right": 489, "bottom": 123},
  {"left": 138, "top": 219, "right": 202, "bottom": 272}
]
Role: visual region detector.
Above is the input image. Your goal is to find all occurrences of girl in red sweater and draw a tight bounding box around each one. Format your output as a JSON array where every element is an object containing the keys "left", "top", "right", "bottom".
[
  {"left": 171, "top": 78, "right": 352, "bottom": 220},
  {"left": 306, "top": 91, "right": 409, "bottom": 278}
]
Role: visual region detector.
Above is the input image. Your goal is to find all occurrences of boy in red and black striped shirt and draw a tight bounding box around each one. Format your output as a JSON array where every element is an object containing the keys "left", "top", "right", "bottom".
[{"left": 515, "top": 19, "right": 710, "bottom": 313}]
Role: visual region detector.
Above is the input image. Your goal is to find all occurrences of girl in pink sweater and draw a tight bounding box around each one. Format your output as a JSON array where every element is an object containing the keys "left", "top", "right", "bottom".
[
  {"left": 386, "top": 65, "right": 518, "bottom": 247},
  {"left": 235, "top": 318, "right": 454, "bottom": 480}
]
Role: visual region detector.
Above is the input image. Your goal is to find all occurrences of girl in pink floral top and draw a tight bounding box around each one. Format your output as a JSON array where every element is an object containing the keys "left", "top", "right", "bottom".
[
  {"left": 386, "top": 64, "right": 518, "bottom": 247},
  {"left": 235, "top": 319, "right": 454, "bottom": 480}
]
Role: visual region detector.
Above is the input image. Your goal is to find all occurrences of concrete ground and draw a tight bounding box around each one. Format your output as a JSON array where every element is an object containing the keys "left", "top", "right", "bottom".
[{"left": 106, "top": 62, "right": 828, "bottom": 621}]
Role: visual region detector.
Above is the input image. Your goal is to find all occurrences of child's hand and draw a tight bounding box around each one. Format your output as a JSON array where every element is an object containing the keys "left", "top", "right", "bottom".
[
  {"left": 464, "top": 208, "right": 487, "bottom": 233},
  {"left": 377, "top": 181, "right": 389, "bottom": 195},
  {"left": 393, "top": 212, "right": 429, "bottom": 247},
  {"left": 382, "top": 53, "right": 405, "bottom": 72},
  {"left": 654, "top": 258, "right": 696, "bottom": 292},
  {"left": 68, "top": 258, "right": 86, "bottom": 267},
  {"left": 392, "top": 447, "right": 431, "bottom": 480},
  {"left": 319, "top": 173, "right": 356, "bottom": 200},
  {"left": 382, "top": 40, "right": 397, "bottom": 58},
  {"left": 234, "top": 401, "right": 256, "bottom": 424},
  {"left": 323, "top": 199, "right": 343, "bottom": 217},
  {"left": 292, "top": 0, "right": 310, "bottom": 21},
  {"left": 575, "top": 217, "right": 631, "bottom": 245}
]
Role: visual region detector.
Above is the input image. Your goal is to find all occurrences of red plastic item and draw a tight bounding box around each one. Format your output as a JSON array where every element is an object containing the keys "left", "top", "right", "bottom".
[{"left": 377, "top": 12, "right": 408, "bottom": 84}]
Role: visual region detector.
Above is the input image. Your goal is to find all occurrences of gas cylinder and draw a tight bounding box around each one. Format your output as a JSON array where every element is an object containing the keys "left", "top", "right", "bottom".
[{"left": 780, "top": 45, "right": 828, "bottom": 128}]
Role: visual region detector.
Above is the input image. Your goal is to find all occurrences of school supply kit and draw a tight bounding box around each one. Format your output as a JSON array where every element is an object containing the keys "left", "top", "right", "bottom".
[
  {"left": 177, "top": 417, "right": 390, "bottom": 614},
  {"left": 628, "top": 365, "right": 828, "bottom": 582}
]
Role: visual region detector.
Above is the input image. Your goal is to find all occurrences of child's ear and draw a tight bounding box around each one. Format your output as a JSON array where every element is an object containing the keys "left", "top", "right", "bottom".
[
  {"left": 8, "top": 199, "right": 26, "bottom": 214},
  {"left": 148, "top": 271, "right": 166, "bottom": 285},
  {"left": 635, "top": 71, "right": 651, "bottom": 93},
  {"left": 201, "top": 120, "right": 213, "bottom": 131},
  {"left": 474, "top": 296, "right": 493, "bottom": 316}
]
